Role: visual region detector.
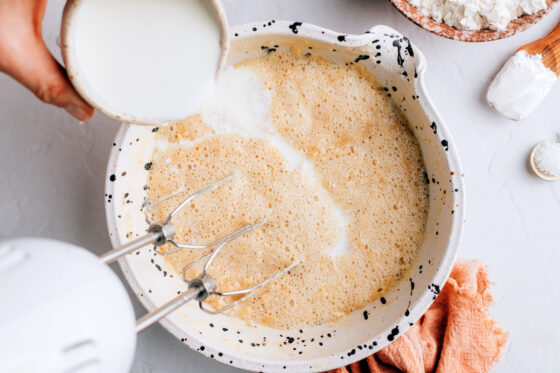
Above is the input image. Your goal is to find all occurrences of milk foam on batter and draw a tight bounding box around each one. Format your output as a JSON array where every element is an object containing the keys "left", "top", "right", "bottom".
[
  {"left": 153, "top": 66, "right": 350, "bottom": 256},
  {"left": 147, "top": 51, "right": 429, "bottom": 329},
  {"left": 200, "top": 67, "right": 320, "bottom": 181}
]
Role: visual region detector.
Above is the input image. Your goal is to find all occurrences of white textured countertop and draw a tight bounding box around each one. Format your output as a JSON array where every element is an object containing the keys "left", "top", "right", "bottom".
[{"left": 1, "top": 0, "right": 559, "bottom": 372}]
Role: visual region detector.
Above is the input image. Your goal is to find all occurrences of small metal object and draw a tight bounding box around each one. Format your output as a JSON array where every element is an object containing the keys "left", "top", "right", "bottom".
[{"left": 98, "top": 173, "right": 299, "bottom": 333}]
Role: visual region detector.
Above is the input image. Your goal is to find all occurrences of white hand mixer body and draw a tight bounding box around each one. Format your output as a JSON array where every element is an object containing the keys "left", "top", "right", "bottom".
[{"left": 0, "top": 238, "right": 136, "bottom": 373}]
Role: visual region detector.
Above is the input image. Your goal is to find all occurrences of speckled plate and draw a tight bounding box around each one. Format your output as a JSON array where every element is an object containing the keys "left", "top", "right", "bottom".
[
  {"left": 104, "top": 22, "right": 465, "bottom": 372},
  {"left": 390, "top": 0, "right": 558, "bottom": 42}
]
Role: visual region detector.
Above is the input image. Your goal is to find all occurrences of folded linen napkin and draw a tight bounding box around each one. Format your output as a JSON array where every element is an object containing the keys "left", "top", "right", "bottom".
[{"left": 329, "top": 261, "right": 508, "bottom": 373}]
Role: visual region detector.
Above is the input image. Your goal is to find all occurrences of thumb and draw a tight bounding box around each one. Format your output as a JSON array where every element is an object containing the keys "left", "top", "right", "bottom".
[{"left": 0, "top": 0, "right": 94, "bottom": 121}]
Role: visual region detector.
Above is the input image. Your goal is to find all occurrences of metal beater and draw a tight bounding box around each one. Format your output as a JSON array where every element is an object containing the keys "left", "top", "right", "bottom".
[{"left": 99, "top": 173, "right": 298, "bottom": 333}]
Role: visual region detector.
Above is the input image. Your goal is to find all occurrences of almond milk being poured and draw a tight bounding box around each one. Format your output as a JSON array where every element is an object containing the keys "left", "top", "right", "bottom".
[{"left": 63, "top": 0, "right": 226, "bottom": 124}]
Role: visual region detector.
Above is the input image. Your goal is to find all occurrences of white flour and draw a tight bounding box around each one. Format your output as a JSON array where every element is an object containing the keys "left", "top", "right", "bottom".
[
  {"left": 487, "top": 51, "right": 557, "bottom": 120},
  {"left": 408, "top": 0, "right": 548, "bottom": 30}
]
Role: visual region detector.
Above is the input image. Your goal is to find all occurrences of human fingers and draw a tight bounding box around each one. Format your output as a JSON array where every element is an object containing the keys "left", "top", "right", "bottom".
[{"left": 0, "top": 0, "right": 94, "bottom": 121}]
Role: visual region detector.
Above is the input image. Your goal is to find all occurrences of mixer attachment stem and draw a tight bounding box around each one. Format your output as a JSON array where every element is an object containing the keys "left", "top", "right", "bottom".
[
  {"left": 135, "top": 274, "right": 217, "bottom": 333},
  {"left": 99, "top": 174, "right": 236, "bottom": 264}
]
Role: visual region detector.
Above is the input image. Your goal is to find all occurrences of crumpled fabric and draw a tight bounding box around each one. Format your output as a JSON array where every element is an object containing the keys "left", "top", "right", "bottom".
[{"left": 328, "top": 261, "right": 508, "bottom": 373}]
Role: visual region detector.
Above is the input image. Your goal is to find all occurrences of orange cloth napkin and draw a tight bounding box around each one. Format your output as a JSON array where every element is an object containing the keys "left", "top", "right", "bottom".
[{"left": 329, "top": 261, "right": 508, "bottom": 373}]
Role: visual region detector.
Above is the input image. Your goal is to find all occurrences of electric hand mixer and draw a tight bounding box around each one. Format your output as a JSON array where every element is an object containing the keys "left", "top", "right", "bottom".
[{"left": 0, "top": 174, "right": 298, "bottom": 373}]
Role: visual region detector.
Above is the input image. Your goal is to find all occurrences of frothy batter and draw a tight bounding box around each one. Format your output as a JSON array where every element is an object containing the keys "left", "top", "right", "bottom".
[{"left": 147, "top": 50, "right": 429, "bottom": 329}]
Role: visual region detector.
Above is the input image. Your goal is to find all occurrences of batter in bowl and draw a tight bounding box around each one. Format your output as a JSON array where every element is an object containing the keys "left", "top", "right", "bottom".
[{"left": 146, "top": 49, "right": 429, "bottom": 329}]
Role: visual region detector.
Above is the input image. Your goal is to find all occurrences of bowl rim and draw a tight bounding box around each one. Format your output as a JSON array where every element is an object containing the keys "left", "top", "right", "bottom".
[
  {"left": 104, "top": 21, "right": 466, "bottom": 372},
  {"left": 389, "top": 0, "right": 558, "bottom": 42}
]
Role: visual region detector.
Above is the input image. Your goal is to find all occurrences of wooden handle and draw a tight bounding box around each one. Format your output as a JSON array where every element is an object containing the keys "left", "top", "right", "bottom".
[
  {"left": 546, "top": 21, "right": 560, "bottom": 43},
  {"left": 543, "top": 22, "right": 560, "bottom": 75},
  {"left": 519, "top": 20, "right": 560, "bottom": 75}
]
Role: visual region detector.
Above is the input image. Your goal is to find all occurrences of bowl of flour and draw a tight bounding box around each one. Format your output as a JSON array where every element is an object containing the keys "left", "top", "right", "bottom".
[{"left": 390, "top": 0, "right": 558, "bottom": 41}]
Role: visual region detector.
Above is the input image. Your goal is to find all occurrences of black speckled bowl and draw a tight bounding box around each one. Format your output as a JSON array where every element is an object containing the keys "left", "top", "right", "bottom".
[{"left": 104, "top": 22, "right": 465, "bottom": 372}]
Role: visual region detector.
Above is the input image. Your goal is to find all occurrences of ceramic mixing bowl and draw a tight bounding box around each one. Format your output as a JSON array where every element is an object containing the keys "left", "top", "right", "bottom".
[{"left": 104, "top": 21, "right": 465, "bottom": 372}]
